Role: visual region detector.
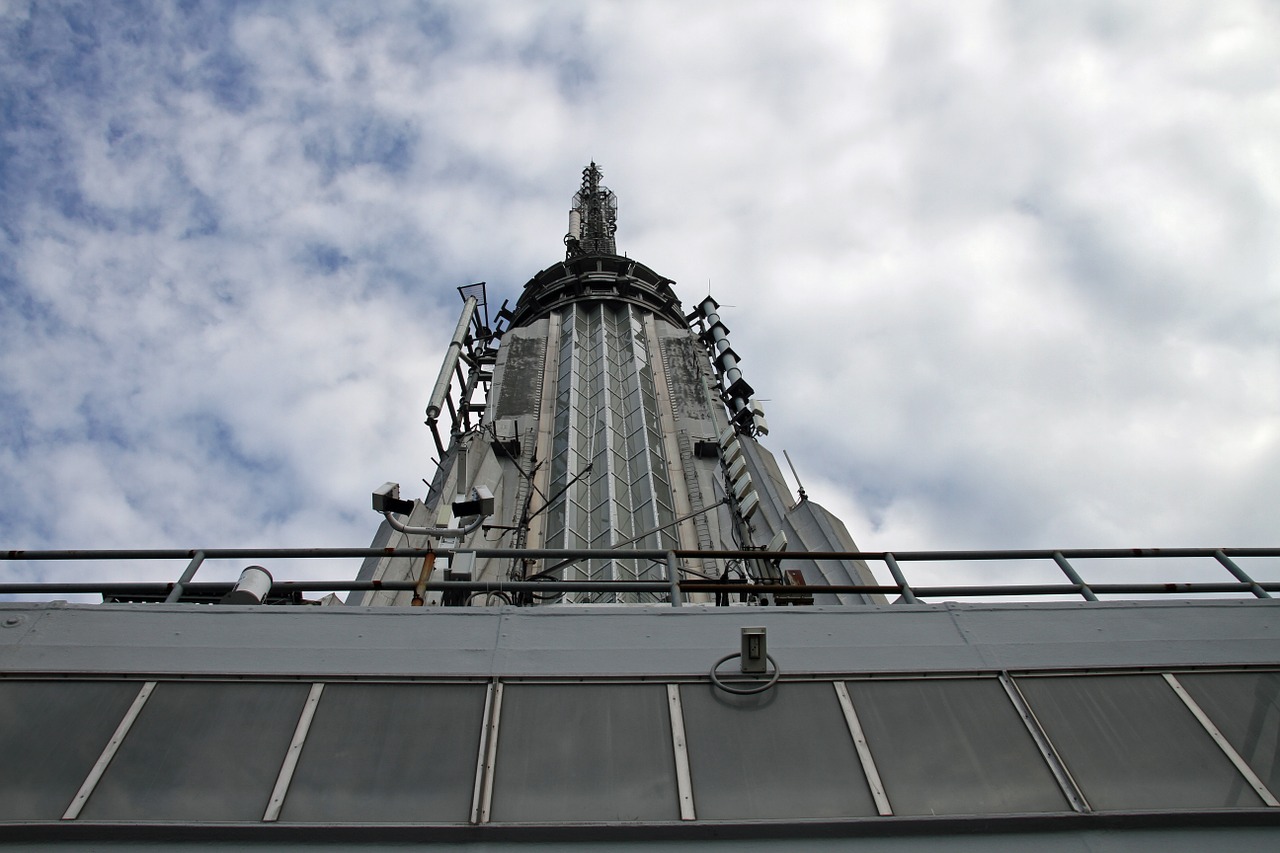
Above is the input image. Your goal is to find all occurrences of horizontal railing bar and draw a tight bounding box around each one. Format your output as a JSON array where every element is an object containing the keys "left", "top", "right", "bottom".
[
  {"left": 3, "top": 581, "right": 1278, "bottom": 597},
  {"left": 4, "top": 547, "right": 1280, "bottom": 562}
]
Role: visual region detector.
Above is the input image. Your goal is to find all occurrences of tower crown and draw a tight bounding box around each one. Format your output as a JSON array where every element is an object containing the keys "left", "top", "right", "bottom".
[{"left": 565, "top": 162, "right": 618, "bottom": 258}]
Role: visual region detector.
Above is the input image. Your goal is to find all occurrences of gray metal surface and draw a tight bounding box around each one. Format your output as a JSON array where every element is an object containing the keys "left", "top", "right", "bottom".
[
  {"left": 0, "top": 823, "right": 1278, "bottom": 851},
  {"left": 3, "top": 599, "right": 1277, "bottom": 678}
]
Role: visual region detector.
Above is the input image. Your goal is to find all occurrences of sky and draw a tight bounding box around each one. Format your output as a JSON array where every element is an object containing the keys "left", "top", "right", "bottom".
[{"left": 2, "top": 0, "right": 1278, "bottom": 596}]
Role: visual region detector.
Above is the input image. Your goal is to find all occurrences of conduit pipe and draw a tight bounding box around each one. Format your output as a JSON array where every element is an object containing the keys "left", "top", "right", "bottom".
[
  {"left": 426, "top": 296, "right": 479, "bottom": 423},
  {"left": 381, "top": 510, "right": 488, "bottom": 539}
]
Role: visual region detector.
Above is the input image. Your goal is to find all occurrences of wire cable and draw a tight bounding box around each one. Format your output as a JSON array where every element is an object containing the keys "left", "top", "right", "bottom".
[{"left": 709, "top": 652, "right": 780, "bottom": 695}]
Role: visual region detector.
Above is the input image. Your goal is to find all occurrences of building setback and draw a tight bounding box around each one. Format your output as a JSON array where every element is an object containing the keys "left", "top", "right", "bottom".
[{"left": 0, "top": 165, "right": 1278, "bottom": 849}]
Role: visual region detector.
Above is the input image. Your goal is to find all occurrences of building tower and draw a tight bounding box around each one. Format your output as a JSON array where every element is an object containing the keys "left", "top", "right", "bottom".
[{"left": 356, "top": 163, "right": 881, "bottom": 606}]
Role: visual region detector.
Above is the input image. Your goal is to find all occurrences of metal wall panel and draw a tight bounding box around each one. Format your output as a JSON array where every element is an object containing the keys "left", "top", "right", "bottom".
[
  {"left": 490, "top": 683, "right": 679, "bottom": 822},
  {"left": 1178, "top": 671, "right": 1280, "bottom": 796},
  {"left": 280, "top": 683, "right": 487, "bottom": 822},
  {"left": 845, "top": 678, "right": 1069, "bottom": 815},
  {"left": 1017, "top": 674, "right": 1263, "bottom": 810},
  {"left": 79, "top": 682, "right": 309, "bottom": 821},
  {"left": 0, "top": 680, "right": 140, "bottom": 820},
  {"left": 679, "top": 681, "right": 876, "bottom": 820}
]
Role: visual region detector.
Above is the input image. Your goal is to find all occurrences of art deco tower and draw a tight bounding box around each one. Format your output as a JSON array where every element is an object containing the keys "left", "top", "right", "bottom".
[{"left": 356, "top": 164, "right": 880, "bottom": 606}]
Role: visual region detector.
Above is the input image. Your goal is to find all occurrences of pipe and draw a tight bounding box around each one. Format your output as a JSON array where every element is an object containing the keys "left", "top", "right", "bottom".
[
  {"left": 1053, "top": 551, "right": 1098, "bottom": 602},
  {"left": 883, "top": 552, "right": 917, "bottom": 604},
  {"left": 8, "top": 546, "right": 1279, "bottom": 563},
  {"left": 411, "top": 552, "right": 437, "bottom": 606},
  {"left": 381, "top": 510, "right": 487, "bottom": 538},
  {"left": 4, "top": 579, "right": 1277, "bottom": 598},
  {"left": 667, "top": 551, "right": 682, "bottom": 607},
  {"left": 1215, "top": 549, "right": 1270, "bottom": 599},
  {"left": 164, "top": 551, "right": 206, "bottom": 604},
  {"left": 426, "top": 296, "right": 479, "bottom": 422}
]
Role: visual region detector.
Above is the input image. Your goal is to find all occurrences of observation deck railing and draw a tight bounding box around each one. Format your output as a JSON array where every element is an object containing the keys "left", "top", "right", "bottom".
[{"left": 2, "top": 546, "right": 1279, "bottom": 605}]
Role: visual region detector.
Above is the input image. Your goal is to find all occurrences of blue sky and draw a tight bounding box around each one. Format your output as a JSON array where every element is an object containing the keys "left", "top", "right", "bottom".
[{"left": 2, "top": 0, "right": 1278, "bottom": 592}]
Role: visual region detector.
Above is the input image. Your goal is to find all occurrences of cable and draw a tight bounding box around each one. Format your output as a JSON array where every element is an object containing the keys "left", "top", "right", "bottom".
[
  {"left": 709, "top": 652, "right": 780, "bottom": 695},
  {"left": 381, "top": 510, "right": 486, "bottom": 538}
]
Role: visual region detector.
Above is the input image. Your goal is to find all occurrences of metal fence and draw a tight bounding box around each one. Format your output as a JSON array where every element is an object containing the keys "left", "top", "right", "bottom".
[{"left": 3, "top": 546, "right": 1279, "bottom": 605}]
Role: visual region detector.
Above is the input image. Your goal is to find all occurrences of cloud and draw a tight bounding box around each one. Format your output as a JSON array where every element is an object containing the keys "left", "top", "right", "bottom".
[{"left": 2, "top": 0, "right": 1278, "bottom": 598}]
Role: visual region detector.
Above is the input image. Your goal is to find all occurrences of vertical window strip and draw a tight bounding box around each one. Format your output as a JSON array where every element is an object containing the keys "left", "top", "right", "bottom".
[
  {"left": 666, "top": 684, "right": 696, "bottom": 820},
  {"left": 62, "top": 681, "right": 157, "bottom": 820},
  {"left": 477, "top": 681, "right": 504, "bottom": 824},
  {"left": 832, "top": 682, "right": 893, "bottom": 816},
  {"left": 998, "top": 673, "right": 1091, "bottom": 813},
  {"left": 262, "top": 682, "right": 325, "bottom": 821},
  {"left": 1163, "top": 673, "right": 1280, "bottom": 807}
]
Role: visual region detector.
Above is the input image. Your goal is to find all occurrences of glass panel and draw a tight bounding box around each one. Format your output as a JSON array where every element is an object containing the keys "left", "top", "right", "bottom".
[
  {"left": 81, "top": 681, "right": 309, "bottom": 821},
  {"left": 0, "top": 680, "right": 142, "bottom": 820},
  {"left": 491, "top": 684, "right": 678, "bottom": 822},
  {"left": 1016, "top": 674, "right": 1262, "bottom": 810},
  {"left": 281, "top": 683, "right": 486, "bottom": 822},
  {"left": 680, "top": 681, "right": 875, "bottom": 820},
  {"left": 1178, "top": 671, "right": 1280, "bottom": 795},
  {"left": 846, "top": 678, "right": 1067, "bottom": 815}
]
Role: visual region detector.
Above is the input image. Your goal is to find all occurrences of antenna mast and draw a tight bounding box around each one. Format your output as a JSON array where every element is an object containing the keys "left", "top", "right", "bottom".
[{"left": 565, "top": 162, "right": 618, "bottom": 258}]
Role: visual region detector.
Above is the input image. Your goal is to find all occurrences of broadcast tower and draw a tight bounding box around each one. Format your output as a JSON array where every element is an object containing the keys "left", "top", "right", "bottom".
[{"left": 356, "top": 163, "right": 880, "bottom": 607}]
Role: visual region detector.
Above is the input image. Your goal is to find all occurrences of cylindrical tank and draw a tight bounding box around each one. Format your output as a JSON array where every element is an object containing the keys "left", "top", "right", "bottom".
[{"left": 221, "top": 565, "right": 274, "bottom": 605}]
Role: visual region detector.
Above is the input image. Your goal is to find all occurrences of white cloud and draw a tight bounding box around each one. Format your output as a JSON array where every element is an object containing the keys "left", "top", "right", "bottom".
[{"left": 2, "top": 0, "right": 1277, "bottom": 599}]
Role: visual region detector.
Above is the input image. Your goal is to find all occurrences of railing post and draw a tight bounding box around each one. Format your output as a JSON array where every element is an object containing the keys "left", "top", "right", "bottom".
[
  {"left": 1214, "top": 549, "right": 1270, "bottom": 599},
  {"left": 1052, "top": 551, "right": 1098, "bottom": 601},
  {"left": 164, "top": 551, "right": 206, "bottom": 604},
  {"left": 883, "top": 552, "right": 918, "bottom": 604},
  {"left": 667, "top": 551, "right": 682, "bottom": 607}
]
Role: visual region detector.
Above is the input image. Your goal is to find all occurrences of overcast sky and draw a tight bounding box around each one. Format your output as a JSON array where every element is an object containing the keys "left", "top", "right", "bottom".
[{"left": 3, "top": 0, "right": 1278, "bottom": 595}]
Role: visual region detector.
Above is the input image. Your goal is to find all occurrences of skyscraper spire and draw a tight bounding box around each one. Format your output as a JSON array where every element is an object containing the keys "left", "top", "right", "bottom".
[{"left": 565, "top": 161, "right": 618, "bottom": 258}]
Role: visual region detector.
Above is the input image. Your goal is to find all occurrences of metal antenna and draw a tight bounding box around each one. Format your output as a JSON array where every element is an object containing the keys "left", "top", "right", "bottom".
[
  {"left": 565, "top": 162, "right": 618, "bottom": 258},
  {"left": 782, "top": 450, "right": 808, "bottom": 502}
]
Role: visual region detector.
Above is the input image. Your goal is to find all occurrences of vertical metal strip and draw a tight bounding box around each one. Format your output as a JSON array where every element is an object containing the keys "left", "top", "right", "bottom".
[
  {"left": 477, "top": 680, "right": 504, "bottom": 823},
  {"left": 1052, "top": 552, "right": 1098, "bottom": 602},
  {"left": 263, "top": 682, "right": 325, "bottom": 821},
  {"left": 832, "top": 682, "right": 892, "bottom": 816},
  {"left": 1164, "top": 673, "right": 1279, "bottom": 806},
  {"left": 666, "top": 684, "right": 696, "bottom": 820},
  {"left": 667, "top": 551, "right": 683, "bottom": 607},
  {"left": 999, "top": 674, "right": 1090, "bottom": 813},
  {"left": 882, "top": 553, "right": 917, "bottom": 604},
  {"left": 525, "top": 310, "right": 562, "bottom": 553},
  {"left": 470, "top": 680, "right": 497, "bottom": 824},
  {"left": 62, "top": 680, "right": 156, "bottom": 820},
  {"left": 165, "top": 551, "right": 205, "bottom": 603}
]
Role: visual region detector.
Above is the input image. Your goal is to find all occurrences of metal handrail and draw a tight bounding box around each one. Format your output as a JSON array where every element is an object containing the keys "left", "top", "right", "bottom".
[{"left": 2, "top": 545, "right": 1278, "bottom": 604}]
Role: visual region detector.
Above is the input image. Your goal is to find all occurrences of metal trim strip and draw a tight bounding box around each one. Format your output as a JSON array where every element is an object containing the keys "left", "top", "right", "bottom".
[
  {"left": 1163, "top": 672, "right": 1280, "bottom": 807},
  {"left": 477, "top": 680, "right": 504, "bottom": 823},
  {"left": 263, "top": 681, "right": 325, "bottom": 821},
  {"left": 470, "top": 680, "right": 496, "bottom": 824},
  {"left": 62, "top": 680, "right": 156, "bottom": 820},
  {"left": 833, "top": 681, "right": 892, "bottom": 816},
  {"left": 667, "top": 684, "right": 696, "bottom": 820},
  {"left": 1000, "top": 672, "right": 1091, "bottom": 813}
]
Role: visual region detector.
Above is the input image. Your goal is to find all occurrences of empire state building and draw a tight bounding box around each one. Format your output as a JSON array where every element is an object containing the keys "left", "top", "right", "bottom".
[{"left": 355, "top": 163, "right": 881, "bottom": 607}]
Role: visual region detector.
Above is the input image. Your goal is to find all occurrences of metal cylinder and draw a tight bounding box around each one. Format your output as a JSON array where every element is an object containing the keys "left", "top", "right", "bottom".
[
  {"left": 426, "top": 296, "right": 479, "bottom": 421},
  {"left": 221, "top": 565, "right": 274, "bottom": 605}
]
